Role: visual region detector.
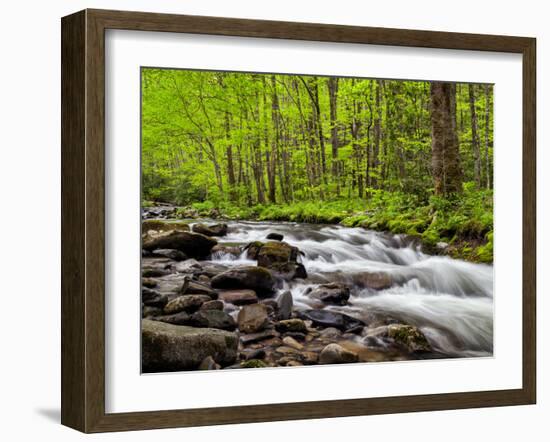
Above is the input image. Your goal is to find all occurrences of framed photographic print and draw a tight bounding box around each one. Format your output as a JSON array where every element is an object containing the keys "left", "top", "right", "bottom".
[{"left": 61, "top": 9, "right": 536, "bottom": 433}]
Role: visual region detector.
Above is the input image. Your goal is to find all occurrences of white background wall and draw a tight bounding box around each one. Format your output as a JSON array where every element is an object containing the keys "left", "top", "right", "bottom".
[{"left": 0, "top": 0, "right": 547, "bottom": 439}]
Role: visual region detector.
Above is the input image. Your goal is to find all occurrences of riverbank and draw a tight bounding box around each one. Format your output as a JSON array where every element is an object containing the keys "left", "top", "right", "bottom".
[{"left": 144, "top": 187, "right": 493, "bottom": 264}]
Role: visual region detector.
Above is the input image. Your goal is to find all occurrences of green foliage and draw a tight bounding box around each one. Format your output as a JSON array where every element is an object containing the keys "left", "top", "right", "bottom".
[{"left": 141, "top": 69, "right": 494, "bottom": 263}]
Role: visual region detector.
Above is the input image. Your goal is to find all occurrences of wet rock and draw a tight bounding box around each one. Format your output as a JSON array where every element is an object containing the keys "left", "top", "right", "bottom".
[
  {"left": 266, "top": 232, "right": 284, "bottom": 241},
  {"left": 192, "top": 223, "right": 228, "bottom": 237},
  {"left": 211, "top": 266, "right": 275, "bottom": 296},
  {"left": 142, "top": 306, "right": 163, "bottom": 318},
  {"left": 306, "top": 283, "right": 350, "bottom": 305},
  {"left": 240, "top": 329, "right": 279, "bottom": 345},
  {"left": 319, "top": 343, "right": 359, "bottom": 364},
  {"left": 200, "top": 300, "right": 224, "bottom": 311},
  {"left": 180, "top": 278, "right": 218, "bottom": 299},
  {"left": 257, "top": 241, "right": 299, "bottom": 266},
  {"left": 276, "top": 290, "right": 293, "bottom": 320},
  {"left": 142, "top": 220, "right": 190, "bottom": 235},
  {"left": 142, "top": 231, "right": 217, "bottom": 259},
  {"left": 301, "top": 351, "right": 319, "bottom": 365},
  {"left": 299, "top": 309, "right": 365, "bottom": 332},
  {"left": 244, "top": 241, "right": 265, "bottom": 260},
  {"left": 142, "top": 288, "right": 168, "bottom": 308},
  {"left": 355, "top": 272, "right": 392, "bottom": 290},
  {"left": 237, "top": 304, "right": 269, "bottom": 333},
  {"left": 275, "top": 319, "right": 307, "bottom": 334},
  {"left": 142, "top": 320, "right": 238, "bottom": 372},
  {"left": 240, "top": 359, "right": 268, "bottom": 369},
  {"left": 282, "top": 336, "right": 303, "bottom": 350},
  {"left": 241, "top": 348, "right": 266, "bottom": 361},
  {"left": 197, "top": 263, "right": 230, "bottom": 279},
  {"left": 319, "top": 327, "right": 342, "bottom": 339},
  {"left": 142, "top": 268, "right": 170, "bottom": 278},
  {"left": 142, "top": 278, "right": 157, "bottom": 288},
  {"left": 218, "top": 289, "right": 258, "bottom": 305},
  {"left": 190, "top": 310, "right": 237, "bottom": 331},
  {"left": 163, "top": 294, "right": 211, "bottom": 314},
  {"left": 151, "top": 311, "right": 191, "bottom": 326},
  {"left": 174, "top": 258, "right": 202, "bottom": 273},
  {"left": 198, "top": 355, "right": 219, "bottom": 370},
  {"left": 151, "top": 248, "right": 187, "bottom": 261},
  {"left": 388, "top": 324, "right": 431, "bottom": 352},
  {"left": 284, "top": 332, "right": 307, "bottom": 341}
]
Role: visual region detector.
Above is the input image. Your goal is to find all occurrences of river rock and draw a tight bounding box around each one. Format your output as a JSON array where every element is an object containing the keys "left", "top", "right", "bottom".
[
  {"left": 151, "top": 311, "right": 191, "bottom": 326},
  {"left": 142, "top": 277, "right": 157, "bottom": 288},
  {"left": 192, "top": 223, "right": 228, "bottom": 237},
  {"left": 142, "top": 320, "right": 238, "bottom": 372},
  {"left": 275, "top": 319, "right": 307, "bottom": 334},
  {"left": 239, "top": 329, "right": 279, "bottom": 345},
  {"left": 163, "top": 294, "right": 211, "bottom": 314},
  {"left": 180, "top": 278, "right": 218, "bottom": 299},
  {"left": 190, "top": 310, "right": 237, "bottom": 331},
  {"left": 142, "top": 220, "right": 190, "bottom": 235},
  {"left": 143, "top": 231, "right": 217, "bottom": 259},
  {"left": 355, "top": 272, "right": 392, "bottom": 290},
  {"left": 200, "top": 300, "right": 224, "bottom": 311},
  {"left": 218, "top": 289, "right": 258, "bottom": 305},
  {"left": 298, "top": 309, "right": 365, "bottom": 332},
  {"left": 142, "top": 267, "right": 170, "bottom": 278},
  {"left": 266, "top": 232, "right": 284, "bottom": 241},
  {"left": 388, "top": 324, "right": 431, "bottom": 352},
  {"left": 282, "top": 336, "right": 303, "bottom": 350},
  {"left": 257, "top": 241, "right": 299, "bottom": 265},
  {"left": 240, "top": 359, "right": 268, "bottom": 369},
  {"left": 151, "top": 248, "right": 187, "bottom": 261},
  {"left": 142, "top": 288, "right": 168, "bottom": 308},
  {"left": 319, "top": 343, "right": 359, "bottom": 364},
  {"left": 276, "top": 290, "right": 293, "bottom": 320},
  {"left": 198, "top": 355, "right": 219, "bottom": 370},
  {"left": 306, "top": 283, "right": 350, "bottom": 305},
  {"left": 211, "top": 266, "right": 275, "bottom": 296},
  {"left": 237, "top": 304, "right": 269, "bottom": 333},
  {"left": 142, "top": 306, "right": 163, "bottom": 318}
]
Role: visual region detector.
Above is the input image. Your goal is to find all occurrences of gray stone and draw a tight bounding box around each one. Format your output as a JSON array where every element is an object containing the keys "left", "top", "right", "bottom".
[
  {"left": 276, "top": 290, "right": 293, "bottom": 320},
  {"left": 163, "top": 294, "right": 211, "bottom": 314},
  {"left": 319, "top": 343, "right": 359, "bottom": 364},
  {"left": 190, "top": 309, "right": 237, "bottom": 331},
  {"left": 237, "top": 304, "right": 269, "bottom": 333},
  {"left": 141, "top": 320, "right": 238, "bottom": 372}
]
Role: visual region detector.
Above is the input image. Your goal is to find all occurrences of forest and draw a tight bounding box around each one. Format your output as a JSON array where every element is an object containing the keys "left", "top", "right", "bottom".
[{"left": 141, "top": 69, "right": 494, "bottom": 262}]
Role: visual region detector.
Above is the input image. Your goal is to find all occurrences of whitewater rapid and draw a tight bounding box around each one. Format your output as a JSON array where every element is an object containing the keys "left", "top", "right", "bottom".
[{"left": 202, "top": 220, "right": 493, "bottom": 358}]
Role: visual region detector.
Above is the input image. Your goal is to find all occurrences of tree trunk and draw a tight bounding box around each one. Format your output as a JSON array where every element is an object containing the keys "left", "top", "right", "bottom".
[
  {"left": 430, "top": 81, "right": 463, "bottom": 195},
  {"left": 469, "top": 84, "right": 481, "bottom": 188},
  {"left": 328, "top": 77, "right": 340, "bottom": 193},
  {"left": 484, "top": 84, "right": 492, "bottom": 189}
]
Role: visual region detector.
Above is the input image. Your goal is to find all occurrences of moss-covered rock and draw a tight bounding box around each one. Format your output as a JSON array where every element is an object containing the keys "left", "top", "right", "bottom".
[
  {"left": 387, "top": 324, "right": 431, "bottom": 352},
  {"left": 240, "top": 359, "right": 268, "bottom": 368},
  {"left": 141, "top": 320, "right": 238, "bottom": 372},
  {"left": 142, "top": 219, "right": 190, "bottom": 235}
]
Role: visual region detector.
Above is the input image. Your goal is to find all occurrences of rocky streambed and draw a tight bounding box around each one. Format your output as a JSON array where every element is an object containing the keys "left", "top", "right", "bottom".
[{"left": 141, "top": 213, "right": 494, "bottom": 373}]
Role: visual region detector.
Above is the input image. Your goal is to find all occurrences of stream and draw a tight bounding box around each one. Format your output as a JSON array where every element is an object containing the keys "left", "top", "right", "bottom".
[{"left": 204, "top": 220, "right": 494, "bottom": 359}]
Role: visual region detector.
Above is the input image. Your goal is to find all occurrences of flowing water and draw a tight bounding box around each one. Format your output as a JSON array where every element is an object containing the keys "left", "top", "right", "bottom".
[{"left": 202, "top": 220, "right": 493, "bottom": 359}]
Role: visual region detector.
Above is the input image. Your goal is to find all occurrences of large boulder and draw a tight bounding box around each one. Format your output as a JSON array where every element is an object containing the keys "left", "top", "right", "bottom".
[
  {"left": 387, "top": 324, "right": 431, "bottom": 352},
  {"left": 319, "top": 343, "right": 359, "bottom": 364},
  {"left": 305, "top": 283, "right": 350, "bottom": 305},
  {"left": 141, "top": 319, "right": 238, "bottom": 372},
  {"left": 192, "top": 223, "right": 228, "bottom": 237},
  {"left": 142, "top": 231, "right": 217, "bottom": 259},
  {"left": 237, "top": 304, "right": 269, "bottom": 333},
  {"left": 299, "top": 309, "right": 365, "bottom": 332},
  {"left": 211, "top": 266, "right": 275, "bottom": 296},
  {"left": 253, "top": 241, "right": 307, "bottom": 280}
]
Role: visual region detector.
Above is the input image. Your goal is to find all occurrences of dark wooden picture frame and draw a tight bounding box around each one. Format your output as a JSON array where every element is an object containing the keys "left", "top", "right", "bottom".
[{"left": 61, "top": 8, "right": 536, "bottom": 433}]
